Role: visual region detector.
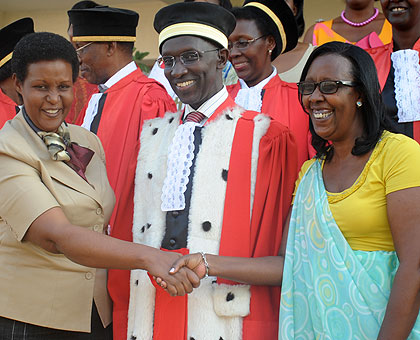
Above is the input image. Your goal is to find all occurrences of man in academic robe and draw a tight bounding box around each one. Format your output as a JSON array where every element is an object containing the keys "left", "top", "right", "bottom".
[
  {"left": 128, "top": 3, "right": 299, "bottom": 340},
  {"left": 65, "top": 0, "right": 100, "bottom": 125},
  {"left": 0, "top": 18, "right": 34, "bottom": 129},
  {"left": 67, "top": 6, "right": 177, "bottom": 340}
]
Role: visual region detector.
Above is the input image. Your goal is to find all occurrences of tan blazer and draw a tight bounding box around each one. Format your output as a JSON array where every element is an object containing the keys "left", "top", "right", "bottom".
[{"left": 0, "top": 113, "right": 115, "bottom": 332}]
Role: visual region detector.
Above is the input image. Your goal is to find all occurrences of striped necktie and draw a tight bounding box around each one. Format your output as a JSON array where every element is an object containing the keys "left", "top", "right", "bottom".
[{"left": 184, "top": 111, "right": 206, "bottom": 124}]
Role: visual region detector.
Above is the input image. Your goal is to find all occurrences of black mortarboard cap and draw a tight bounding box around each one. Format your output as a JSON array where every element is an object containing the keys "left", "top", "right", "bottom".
[
  {"left": 0, "top": 17, "right": 34, "bottom": 68},
  {"left": 243, "top": 0, "right": 298, "bottom": 57},
  {"left": 68, "top": 6, "right": 139, "bottom": 42},
  {"left": 154, "top": 2, "right": 236, "bottom": 51}
]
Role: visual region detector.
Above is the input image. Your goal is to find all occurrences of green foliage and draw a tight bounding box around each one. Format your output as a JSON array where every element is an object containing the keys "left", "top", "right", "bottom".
[{"left": 132, "top": 47, "right": 151, "bottom": 74}]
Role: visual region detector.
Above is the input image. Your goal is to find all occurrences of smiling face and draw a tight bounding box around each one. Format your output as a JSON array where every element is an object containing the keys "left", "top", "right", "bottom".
[
  {"left": 380, "top": 0, "right": 420, "bottom": 30},
  {"left": 228, "top": 19, "right": 275, "bottom": 87},
  {"left": 162, "top": 35, "right": 226, "bottom": 109},
  {"left": 302, "top": 54, "right": 364, "bottom": 143},
  {"left": 16, "top": 60, "right": 74, "bottom": 132}
]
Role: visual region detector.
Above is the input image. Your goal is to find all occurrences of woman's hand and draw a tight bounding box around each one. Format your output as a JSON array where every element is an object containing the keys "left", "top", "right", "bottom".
[
  {"left": 146, "top": 250, "right": 201, "bottom": 296},
  {"left": 153, "top": 253, "right": 206, "bottom": 293}
]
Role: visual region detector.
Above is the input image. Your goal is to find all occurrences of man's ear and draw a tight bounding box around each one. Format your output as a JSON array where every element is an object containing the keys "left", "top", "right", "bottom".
[
  {"left": 106, "top": 42, "right": 118, "bottom": 56},
  {"left": 217, "top": 48, "right": 229, "bottom": 70}
]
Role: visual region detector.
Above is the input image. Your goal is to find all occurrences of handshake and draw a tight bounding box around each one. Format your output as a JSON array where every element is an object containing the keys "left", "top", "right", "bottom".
[
  {"left": 149, "top": 251, "right": 209, "bottom": 297},
  {"left": 146, "top": 250, "right": 281, "bottom": 296}
]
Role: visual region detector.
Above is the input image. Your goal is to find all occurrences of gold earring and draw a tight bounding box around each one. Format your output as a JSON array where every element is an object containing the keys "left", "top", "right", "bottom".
[
  {"left": 356, "top": 101, "right": 362, "bottom": 108},
  {"left": 268, "top": 49, "right": 272, "bottom": 55}
]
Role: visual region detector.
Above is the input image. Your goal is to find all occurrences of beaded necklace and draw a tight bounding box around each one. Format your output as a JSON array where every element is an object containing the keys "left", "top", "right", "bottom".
[{"left": 340, "top": 8, "right": 379, "bottom": 27}]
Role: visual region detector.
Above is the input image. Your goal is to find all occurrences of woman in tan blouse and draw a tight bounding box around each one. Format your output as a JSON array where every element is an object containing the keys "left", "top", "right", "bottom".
[{"left": 0, "top": 32, "right": 198, "bottom": 340}]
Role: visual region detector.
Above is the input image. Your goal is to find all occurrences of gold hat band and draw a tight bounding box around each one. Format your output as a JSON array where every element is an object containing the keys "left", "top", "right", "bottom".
[
  {"left": 159, "top": 22, "right": 228, "bottom": 49},
  {"left": 244, "top": 2, "right": 287, "bottom": 54},
  {"left": 72, "top": 35, "right": 136, "bottom": 42},
  {"left": 0, "top": 52, "right": 13, "bottom": 68}
]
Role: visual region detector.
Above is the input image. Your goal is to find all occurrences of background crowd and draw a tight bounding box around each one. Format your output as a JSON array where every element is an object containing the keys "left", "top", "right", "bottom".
[{"left": 0, "top": 0, "right": 419, "bottom": 339}]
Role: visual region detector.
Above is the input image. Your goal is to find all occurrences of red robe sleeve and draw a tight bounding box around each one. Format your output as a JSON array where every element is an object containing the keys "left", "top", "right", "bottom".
[
  {"left": 243, "top": 120, "right": 298, "bottom": 340},
  {"left": 0, "top": 91, "right": 16, "bottom": 129},
  {"left": 219, "top": 113, "right": 299, "bottom": 340}
]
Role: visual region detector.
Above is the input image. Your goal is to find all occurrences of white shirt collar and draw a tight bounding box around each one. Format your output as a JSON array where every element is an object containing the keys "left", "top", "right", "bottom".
[
  {"left": 238, "top": 66, "right": 277, "bottom": 90},
  {"left": 103, "top": 61, "right": 137, "bottom": 89},
  {"left": 235, "top": 66, "right": 277, "bottom": 112},
  {"left": 183, "top": 86, "right": 228, "bottom": 126}
]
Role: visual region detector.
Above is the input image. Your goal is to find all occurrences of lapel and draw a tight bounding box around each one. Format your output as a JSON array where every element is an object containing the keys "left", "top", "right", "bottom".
[{"left": 13, "top": 113, "right": 104, "bottom": 207}]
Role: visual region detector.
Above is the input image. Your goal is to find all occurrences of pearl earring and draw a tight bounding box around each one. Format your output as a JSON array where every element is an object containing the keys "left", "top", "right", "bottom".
[
  {"left": 268, "top": 49, "right": 272, "bottom": 55},
  {"left": 356, "top": 101, "right": 362, "bottom": 108}
]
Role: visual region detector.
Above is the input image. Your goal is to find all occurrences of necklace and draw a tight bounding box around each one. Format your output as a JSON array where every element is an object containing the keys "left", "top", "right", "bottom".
[{"left": 341, "top": 8, "right": 379, "bottom": 27}]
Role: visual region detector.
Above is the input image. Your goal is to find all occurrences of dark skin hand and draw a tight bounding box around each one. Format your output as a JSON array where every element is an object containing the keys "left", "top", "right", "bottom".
[
  {"left": 24, "top": 207, "right": 200, "bottom": 296},
  {"left": 155, "top": 211, "right": 292, "bottom": 292}
]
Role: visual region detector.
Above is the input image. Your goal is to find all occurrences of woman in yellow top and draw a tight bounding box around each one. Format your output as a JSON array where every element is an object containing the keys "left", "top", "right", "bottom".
[
  {"left": 304, "top": 0, "right": 392, "bottom": 49},
  {"left": 167, "top": 42, "right": 420, "bottom": 339}
]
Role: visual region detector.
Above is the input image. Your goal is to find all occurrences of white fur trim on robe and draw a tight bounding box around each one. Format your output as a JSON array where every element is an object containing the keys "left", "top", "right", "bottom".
[{"left": 128, "top": 107, "right": 271, "bottom": 340}]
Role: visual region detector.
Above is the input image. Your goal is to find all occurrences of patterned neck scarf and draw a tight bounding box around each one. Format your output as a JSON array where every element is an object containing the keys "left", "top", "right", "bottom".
[
  {"left": 22, "top": 108, "right": 94, "bottom": 181},
  {"left": 37, "top": 125, "right": 72, "bottom": 161}
]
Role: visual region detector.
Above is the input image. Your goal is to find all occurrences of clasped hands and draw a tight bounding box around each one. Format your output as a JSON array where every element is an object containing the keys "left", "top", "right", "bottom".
[{"left": 149, "top": 252, "right": 206, "bottom": 297}]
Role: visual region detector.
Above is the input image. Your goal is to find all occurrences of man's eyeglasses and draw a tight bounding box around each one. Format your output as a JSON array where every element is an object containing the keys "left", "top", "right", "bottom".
[
  {"left": 297, "top": 80, "right": 359, "bottom": 95},
  {"left": 157, "top": 49, "right": 219, "bottom": 70},
  {"left": 75, "top": 42, "right": 94, "bottom": 57},
  {"left": 228, "top": 35, "right": 266, "bottom": 51}
]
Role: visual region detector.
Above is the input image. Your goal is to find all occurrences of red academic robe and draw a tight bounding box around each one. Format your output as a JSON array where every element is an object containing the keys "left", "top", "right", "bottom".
[
  {"left": 218, "top": 97, "right": 298, "bottom": 340},
  {"left": 228, "top": 76, "right": 312, "bottom": 168},
  {"left": 0, "top": 90, "right": 16, "bottom": 129},
  {"left": 91, "top": 68, "right": 176, "bottom": 340},
  {"left": 367, "top": 38, "right": 420, "bottom": 142},
  {"left": 65, "top": 77, "right": 97, "bottom": 126},
  {"left": 150, "top": 96, "right": 298, "bottom": 340}
]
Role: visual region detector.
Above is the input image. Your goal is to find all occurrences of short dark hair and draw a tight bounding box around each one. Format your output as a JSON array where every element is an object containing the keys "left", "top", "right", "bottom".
[
  {"left": 183, "top": 0, "right": 232, "bottom": 10},
  {"left": 231, "top": 6, "right": 279, "bottom": 60},
  {"left": 293, "top": 0, "right": 305, "bottom": 38},
  {"left": 117, "top": 41, "right": 135, "bottom": 56},
  {"left": 12, "top": 32, "right": 79, "bottom": 83},
  {"left": 298, "top": 41, "right": 392, "bottom": 160},
  {"left": 0, "top": 61, "right": 12, "bottom": 82}
]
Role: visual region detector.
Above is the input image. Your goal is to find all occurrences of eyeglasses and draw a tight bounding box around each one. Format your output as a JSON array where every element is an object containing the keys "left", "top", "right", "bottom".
[
  {"left": 75, "top": 42, "right": 94, "bottom": 57},
  {"left": 228, "top": 35, "right": 266, "bottom": 51},
  {"left": 157, "top": 49, "right": 220, "bottom": 70},
  {"left": 297, "top": 80, "right": 359, "bottom": 95}
]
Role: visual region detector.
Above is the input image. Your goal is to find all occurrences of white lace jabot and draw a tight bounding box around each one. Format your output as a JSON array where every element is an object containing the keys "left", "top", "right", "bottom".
[
  {"left": 234, "top": 67, "right": 277, "bottom": 112},
  {"left": 161, "top": 88, "right": 228, "bottom": 212},
  {"left": 391, "top": 49, "right": 420, "bottom": 123},
  {"left": 161, "top": 122, "right": 199, "bottom": 211}
]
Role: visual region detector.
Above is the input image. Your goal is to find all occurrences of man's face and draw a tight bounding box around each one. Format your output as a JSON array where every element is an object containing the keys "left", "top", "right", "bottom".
[
  {"left": 161, "top": 36, "right": 226, "bottom": 109},
  {"left": 74, "top": 41, "right": 111, "bottom": 85}
]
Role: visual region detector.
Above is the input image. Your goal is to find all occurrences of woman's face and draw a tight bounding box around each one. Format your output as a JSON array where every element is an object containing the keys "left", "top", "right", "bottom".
[
  {"left": 16, "top": 60, "right": 74, "bottom": 132},
  {"left": 302, "top": 54, "right": 363, "bottom": 143},
  {"left": 228, "top": 18, "right": 275, "bottom": 87},
  {"left": 380, "top": 0, "right": 420, "bottom": 30}
]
